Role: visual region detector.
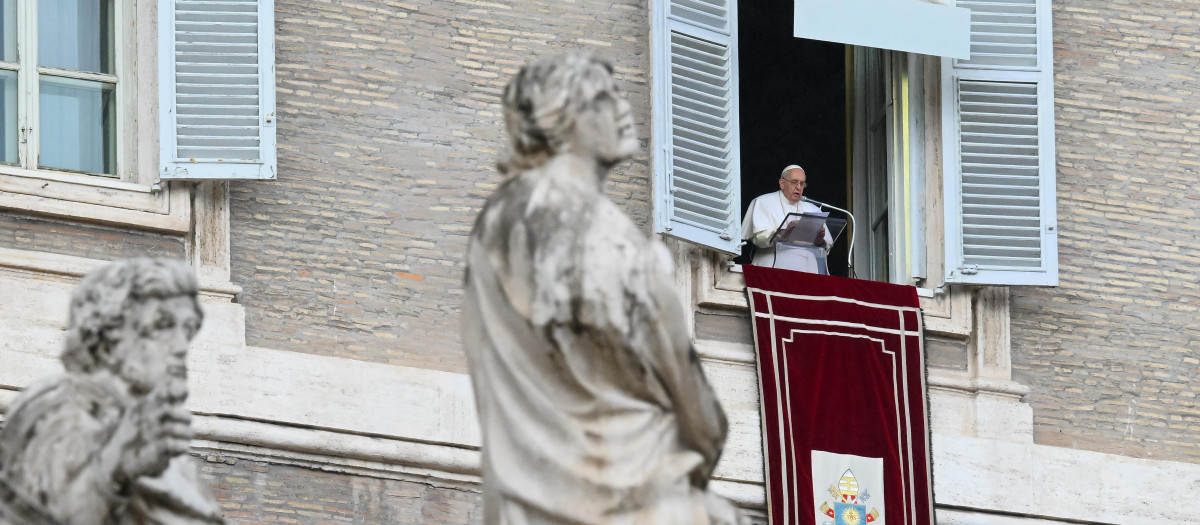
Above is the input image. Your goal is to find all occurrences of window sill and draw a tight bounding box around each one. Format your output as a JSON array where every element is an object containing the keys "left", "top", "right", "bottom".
[
  {"left": 0, "top": 167, "right": 189, "bottom": 234},
  {"left": 695, "top": 254, "right": 973, "bottom": 338}
]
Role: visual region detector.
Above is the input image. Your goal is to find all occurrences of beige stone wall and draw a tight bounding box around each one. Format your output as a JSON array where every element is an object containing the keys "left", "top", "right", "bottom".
[
  {"left": 229, "top": 0, "right": 654, "bottom": 373},
  {"left": 1010, "top": 0, "right": 1200, "bottom": 463}
]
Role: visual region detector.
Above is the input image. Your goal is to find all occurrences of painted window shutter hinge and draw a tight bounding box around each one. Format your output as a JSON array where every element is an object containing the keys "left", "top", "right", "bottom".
[{"left": 163, "top": 166, "right": 189, "bottom": 178}]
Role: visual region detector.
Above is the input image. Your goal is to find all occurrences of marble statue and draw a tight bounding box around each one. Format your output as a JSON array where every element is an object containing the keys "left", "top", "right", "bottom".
[
  {"left": 462, "top": 53, "right": 743, "bottom": 524},
  {"left": 0, "top": 476, "right": 59, "bottom": 524},
  {"left": 0, "top": 258, "right": 224, "bottom": 525}
]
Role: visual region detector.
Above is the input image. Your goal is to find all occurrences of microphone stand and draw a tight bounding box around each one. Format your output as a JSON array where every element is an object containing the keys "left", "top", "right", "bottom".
[{"left": 803, "top": 197, "right": 856, "bottom": 278}]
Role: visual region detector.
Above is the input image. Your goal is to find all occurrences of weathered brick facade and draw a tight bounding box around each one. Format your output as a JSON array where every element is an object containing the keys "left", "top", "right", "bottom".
[
  {"left": 198, "top": 454, "right": 769, "bottom": 525},
  {"left": 0, "top": 0, "right": 1194, "bottom": 522},
  {"left": 200, "top": 455, "right": 483, "bottom": 524},
  {"left": 229, "top": 0, "right": 654, "bottom": 374},
  {"left": 0, "top": 211, "right": 185, "bottom": 260},
  {"left": 0, "top": 0, "right": 1168, "bottom": 522},
  {"left": 1011, "top": 0, "right": 1200, "bottom": 462}
]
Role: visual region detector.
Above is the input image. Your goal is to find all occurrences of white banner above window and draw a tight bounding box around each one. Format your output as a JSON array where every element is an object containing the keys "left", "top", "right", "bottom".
[{"left": 794, "top": 0, "right": 971, "bottom": 59}]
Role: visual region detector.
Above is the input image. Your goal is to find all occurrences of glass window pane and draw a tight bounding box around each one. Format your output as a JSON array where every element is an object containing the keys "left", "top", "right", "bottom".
[
  {"left": 0, "top": 69, "right": 13, "bottom": 163},
  {"left": 39, "top": 0, "right": 114, "bottom": 73},
  {"left": 39, "top": 76, "right": 116, "bottom": 175},
  {"left": 0, "top": 0, "right": 14, "bottom": 63}
]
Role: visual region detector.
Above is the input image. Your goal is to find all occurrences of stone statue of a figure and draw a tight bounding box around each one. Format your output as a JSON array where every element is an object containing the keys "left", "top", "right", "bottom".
[
  {"left": 0, "top": 259, "right": 224, "bottom": 525},
  {"left": 462, "top": 53, "right": 742, "bottom": 524}
]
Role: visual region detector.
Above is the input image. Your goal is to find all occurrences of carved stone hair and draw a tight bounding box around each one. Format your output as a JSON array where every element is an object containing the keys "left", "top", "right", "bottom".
[
  {"left": 499, "top": 52, "right": 617, "bottom": 173},
  {"left": 61, "top": 258, "right": 202, "bottom": 374}
]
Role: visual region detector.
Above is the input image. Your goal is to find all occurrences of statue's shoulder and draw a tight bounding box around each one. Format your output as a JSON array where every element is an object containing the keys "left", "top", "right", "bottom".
[
  {"left": 578, "top": 198, "right": 671, "bottom": 281},
  {"left": 2, "top": 374, "right": 127, "bottom": 439},
  {"left": 472, "top": 169, "right": 580, "bottom": 234}
]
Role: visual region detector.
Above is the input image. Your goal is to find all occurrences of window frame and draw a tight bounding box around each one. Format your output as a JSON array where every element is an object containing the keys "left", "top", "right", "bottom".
[
  {"left": 0, "top": 0, "right": 187, "bottom": 233},
  {"left": 652, "top": 1, "right": 1057, "bottom": 289},
  {"left": 24, "top": 0, "right": 132, "bottom": 179},
  {"left": 850, "top": 49, "right": 931, "bottom": 287}
]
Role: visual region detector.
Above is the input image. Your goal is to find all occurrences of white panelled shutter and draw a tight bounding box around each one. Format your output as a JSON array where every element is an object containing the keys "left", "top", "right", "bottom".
[
  {"left": 942, "top": 0, "right": 1056, "bottom": 285},
  {"left": 652, "top": 0, "right": 742, "bottom": 255},
  {"left": 159, "top": 0, "right": 276, "bottom": 180}
]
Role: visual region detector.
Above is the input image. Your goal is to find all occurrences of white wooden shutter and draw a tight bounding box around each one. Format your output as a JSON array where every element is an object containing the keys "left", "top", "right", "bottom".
[
  {"left": 651, "top": 0, "right": 742, "bottom": 255},
  {"left": 159, "top": 0, "right": 276, "bottom": 180},
  {"left": 942, "top": 0, "right": 1056, "bottom": 285}
]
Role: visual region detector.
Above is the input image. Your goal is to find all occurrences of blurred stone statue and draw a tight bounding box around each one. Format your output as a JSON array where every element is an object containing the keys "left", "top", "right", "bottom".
[
  {"left": 462, "top": 53, "right": 742, "bottom": 524},
  {"left": 0, "top": 259, "right": 224, "bottom": 525}
]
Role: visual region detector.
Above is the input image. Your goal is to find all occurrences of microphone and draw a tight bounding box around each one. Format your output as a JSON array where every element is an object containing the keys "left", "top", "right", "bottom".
[
  {"left": 801, "top": 196, "right": 831, "bottom": 208},
  {"left": 801, "top": 197, "right": 857, "bottom": 278}
]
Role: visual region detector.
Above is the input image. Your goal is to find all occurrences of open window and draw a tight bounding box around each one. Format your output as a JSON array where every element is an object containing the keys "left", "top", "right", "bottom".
[
  {"left": 1, "top": 0, "right": 136, "bottom": 179},
  {"left": 849, "top": 48, "right": 931, "bottom": 285},
  {"left": 0, "top": 0, "right": 277, "bottom": 233},
  {"left": 651, "top": 0, "right": 1057, "bottom": 288}
]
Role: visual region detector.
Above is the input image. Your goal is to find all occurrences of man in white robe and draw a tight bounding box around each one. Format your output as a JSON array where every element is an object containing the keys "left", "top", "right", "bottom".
[{"left": 740, "top": 165, "right": 833, "bottom": 272}]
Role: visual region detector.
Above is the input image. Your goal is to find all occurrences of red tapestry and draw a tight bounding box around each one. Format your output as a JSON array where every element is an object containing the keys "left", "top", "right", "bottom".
[{"left": 743, "top": 265, "right": 932, "bottom": 525}]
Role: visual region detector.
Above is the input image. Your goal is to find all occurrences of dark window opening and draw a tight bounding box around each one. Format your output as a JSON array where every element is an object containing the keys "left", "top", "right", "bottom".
[{"left": 736, "top": 0, "right": 851, "bottom": 277}]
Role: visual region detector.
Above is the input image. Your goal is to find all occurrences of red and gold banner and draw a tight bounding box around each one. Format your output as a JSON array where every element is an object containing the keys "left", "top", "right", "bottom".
[{"left": 743, "top": 266, "right": 933, "bottom": 525}]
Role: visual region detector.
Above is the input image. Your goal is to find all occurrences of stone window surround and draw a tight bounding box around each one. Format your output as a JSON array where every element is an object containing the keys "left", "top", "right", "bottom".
[
  {"left": 667, "top": 59, "right": 1032, "bottom": 442},
  {"left": 664, "top": 57, "right": 1032, "bottom": 428},
  {"left": 0, "top": 0, "right": 238, "bottom": 298},
  {"left": 0, "top": 0, "right": 191, "bottom": 236},
  {"left": 677, "top": 242, "right": 1034, "bottom": 441}
]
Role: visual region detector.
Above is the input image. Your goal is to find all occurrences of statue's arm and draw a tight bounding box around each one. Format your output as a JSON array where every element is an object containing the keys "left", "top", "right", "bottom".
[
  {"left": 5, "top": 386, "right": 193, "bottom": 524},
  {"left": 643, "top": 258, "right": 729, "bottom": 486}
]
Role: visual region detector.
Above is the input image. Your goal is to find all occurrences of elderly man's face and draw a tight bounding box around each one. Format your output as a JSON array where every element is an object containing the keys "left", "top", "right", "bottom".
[
  {"left": 779, "top": 168, "right": 807, "bottom": 204},
  {"left": 573, "top": 87, "right": 638, "bottom": 167},
  {"left": 113, "top": 296, "right": 201, "bottom": 400}
]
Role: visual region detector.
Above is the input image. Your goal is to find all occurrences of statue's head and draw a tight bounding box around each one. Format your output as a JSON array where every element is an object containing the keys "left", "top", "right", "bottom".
[
  {"left": 500, "top": 52, "right": 638, "bottom": 173},
  {"left": 61, "top": 258, "right": 203, "bottom": 397}
]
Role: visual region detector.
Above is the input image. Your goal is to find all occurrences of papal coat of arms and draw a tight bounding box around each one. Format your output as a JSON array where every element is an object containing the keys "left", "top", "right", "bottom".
[{"left": 818, "top": 469, "right": 881, "bottom": 525}]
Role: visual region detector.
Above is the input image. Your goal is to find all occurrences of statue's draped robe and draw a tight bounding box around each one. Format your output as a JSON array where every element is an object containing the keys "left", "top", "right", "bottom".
[
  {"left": 0, "top": 373, "right": 224, "bottom": 525},
  {"left": 463, "top": 162, "right": 738, "bottom": 525}
]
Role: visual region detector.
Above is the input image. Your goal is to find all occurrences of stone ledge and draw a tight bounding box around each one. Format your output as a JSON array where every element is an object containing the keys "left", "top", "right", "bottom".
[{"left": 933, "top": 433, "right": 1200, "bottom": 525}]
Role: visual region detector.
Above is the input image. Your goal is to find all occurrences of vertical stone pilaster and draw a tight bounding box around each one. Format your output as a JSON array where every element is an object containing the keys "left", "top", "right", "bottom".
[{"left": 193, "top": 181, "right": 234, "bottom": 291}]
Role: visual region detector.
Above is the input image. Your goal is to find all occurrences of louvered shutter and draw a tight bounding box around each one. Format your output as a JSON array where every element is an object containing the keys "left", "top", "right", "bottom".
[
  {"left": 942, "top": 0, "right": 1056, "bottom": 285},
  {"left": 651, "top": 0, "right": 742, "bottom": 255},
  {"left": 159, "top": 0, "right": 276, "bottom": 180}
]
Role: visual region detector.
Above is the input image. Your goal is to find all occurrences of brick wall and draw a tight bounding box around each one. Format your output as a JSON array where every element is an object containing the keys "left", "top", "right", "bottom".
[
  {"left": 200, "top": 455, "right": 483, "bottom": 524},
  {"left": 0, "top": 211, "right": 185, "bottom": 261},
  {"left": 198, "top": 454, "right": 769, "bottom": 524},
  {"left": 230, "top": 0, "right": 654, "bottom": 373},
  {"left": 1010, "top": 0, "right": 1200, "bottom": 463}
]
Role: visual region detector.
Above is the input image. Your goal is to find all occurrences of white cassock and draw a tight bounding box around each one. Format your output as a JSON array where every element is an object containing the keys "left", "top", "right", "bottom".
[{"left": 740, "top": 190, "right": 833, "bottom": 272}]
